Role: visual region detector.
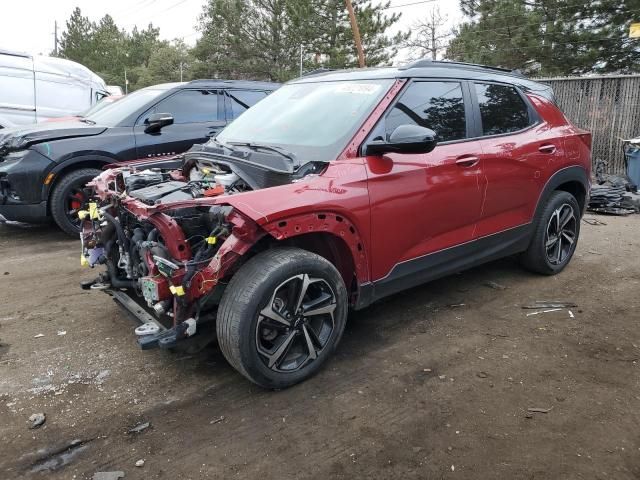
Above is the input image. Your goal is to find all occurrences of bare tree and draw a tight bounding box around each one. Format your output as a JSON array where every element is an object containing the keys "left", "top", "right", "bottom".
[{"left": 402, "top": 6, "right": 450, "bottom": 61}]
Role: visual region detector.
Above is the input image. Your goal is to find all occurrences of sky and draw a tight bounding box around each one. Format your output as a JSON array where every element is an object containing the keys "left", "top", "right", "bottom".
[{"left": 0, "top": 0, "right": 463, "bottom": 61}]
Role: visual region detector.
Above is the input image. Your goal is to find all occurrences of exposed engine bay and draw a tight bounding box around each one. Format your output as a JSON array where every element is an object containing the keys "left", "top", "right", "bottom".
[{"left": 79, "top": 146, "right": 325, "bottom": 350}]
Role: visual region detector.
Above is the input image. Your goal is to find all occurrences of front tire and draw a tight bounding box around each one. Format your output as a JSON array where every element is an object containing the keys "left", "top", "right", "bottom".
[
  {"left": 520, "top": 190, "right": 581, "bottom": 275},
  {"left": 217, "top": 247, "right": 348, "bottom": 389},
  {"left": 50, "top": 168, "right": 102, "bottom": 236}
]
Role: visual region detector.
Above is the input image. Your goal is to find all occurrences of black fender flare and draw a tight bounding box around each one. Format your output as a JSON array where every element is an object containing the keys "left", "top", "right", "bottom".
[
  {"left": 41, "top": 154, "right": 117, "bottom": 200},
  {"left": 533, "top": 165, "right": 590, "bottom": 220}
]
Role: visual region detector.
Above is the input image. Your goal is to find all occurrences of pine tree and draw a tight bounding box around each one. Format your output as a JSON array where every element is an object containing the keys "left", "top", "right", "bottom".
[
  {"left": 447, "top": 0, "right": 640, "bottom": 75},
  {"left": 58, "top": 7, "right": 95, "bottom": 64}
]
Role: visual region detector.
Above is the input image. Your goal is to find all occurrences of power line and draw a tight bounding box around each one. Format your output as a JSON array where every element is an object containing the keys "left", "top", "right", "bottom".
[{"left": 383, "top": 0, "right": 438, "bottom": 10}]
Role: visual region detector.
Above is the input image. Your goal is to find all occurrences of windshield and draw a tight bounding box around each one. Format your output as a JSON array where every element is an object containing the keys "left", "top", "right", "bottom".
[
  {"left": 86, "top": 88, "right": 165, "bottom": 126},
  {"left": 216, "top": 79, "right": 393, "bottom": 162},
  {"left": 80, "top": 96, "right": 120, "bottom": 117}
]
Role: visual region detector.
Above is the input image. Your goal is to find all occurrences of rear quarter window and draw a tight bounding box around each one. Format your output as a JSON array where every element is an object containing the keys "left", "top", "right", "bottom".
[{"left": 475, "top": 83, "right": 532, "bottom": 136}]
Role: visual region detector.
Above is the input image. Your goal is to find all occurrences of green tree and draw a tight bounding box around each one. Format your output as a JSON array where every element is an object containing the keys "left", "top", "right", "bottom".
[
  {"left": 58, "top": 7, "right": 94, "bottom": 62},
  {"left": 194, "top": 0, "right": 407, "bottom": 81},
  {"left": 447, "top": 0, "right": 640, "bottom": 75}
]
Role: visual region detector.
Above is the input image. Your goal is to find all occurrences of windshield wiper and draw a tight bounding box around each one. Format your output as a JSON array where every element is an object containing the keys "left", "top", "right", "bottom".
[
  {"left": 209, "top": 137, "right": 237, "bottom": 152},
  {"left": 78, "top": 117, "right": 96, "bottom": 125},
  {"left": 229, "top": 142, "right": 296, "bottom": 162}
]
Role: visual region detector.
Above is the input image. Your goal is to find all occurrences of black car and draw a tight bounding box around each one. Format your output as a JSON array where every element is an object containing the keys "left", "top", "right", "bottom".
[{"left": 0, "top": 79, "right": 279, "bottom": 234}]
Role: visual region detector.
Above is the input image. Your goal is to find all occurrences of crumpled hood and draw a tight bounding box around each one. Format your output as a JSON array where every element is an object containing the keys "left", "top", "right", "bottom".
[{"left": 0, "top": 122, "right": 107, "bottom": 157}]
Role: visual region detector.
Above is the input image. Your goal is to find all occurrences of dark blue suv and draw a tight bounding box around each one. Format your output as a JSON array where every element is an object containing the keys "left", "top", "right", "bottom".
[{"left": 0, "top": 79, "right": 279, "bottom": 234}]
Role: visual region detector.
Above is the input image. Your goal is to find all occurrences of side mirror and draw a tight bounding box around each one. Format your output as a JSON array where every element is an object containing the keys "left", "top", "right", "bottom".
[
  {"left": 365, "top": 124, "right": 438, "bottom": 156},
  {"left": 144, "top": 113, "right": 174, "bottom": 133}
]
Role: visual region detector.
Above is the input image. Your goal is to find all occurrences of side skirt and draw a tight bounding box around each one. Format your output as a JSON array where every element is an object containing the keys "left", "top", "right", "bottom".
[{"left": 356, "top": 224, "right": 532, "bottom": 309}]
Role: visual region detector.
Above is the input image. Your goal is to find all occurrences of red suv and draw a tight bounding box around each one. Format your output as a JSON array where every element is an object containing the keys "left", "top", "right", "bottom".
[{"left": 80, "top": 61, "right": 591, "bottom": 388}]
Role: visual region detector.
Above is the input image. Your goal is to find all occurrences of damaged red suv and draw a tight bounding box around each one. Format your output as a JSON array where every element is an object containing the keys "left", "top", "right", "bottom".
[{"left": 80, "top": 61, "right": 591, "bottom": 388}]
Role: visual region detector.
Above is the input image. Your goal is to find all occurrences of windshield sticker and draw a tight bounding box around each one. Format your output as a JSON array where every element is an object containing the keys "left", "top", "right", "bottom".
[{"left": 334, "top": 83, "right": 381, "bottom": 95}]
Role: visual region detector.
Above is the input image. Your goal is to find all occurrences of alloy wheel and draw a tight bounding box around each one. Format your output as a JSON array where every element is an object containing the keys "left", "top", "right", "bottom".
[
  {"left": 255, "top": 274, "right": 336, "bottom": 373},
  {"left": 545, "top": 203, "right": 577, "bottom": 265},
  {"left": 66, "top": 186, "right": 88, "bottom": 229}
]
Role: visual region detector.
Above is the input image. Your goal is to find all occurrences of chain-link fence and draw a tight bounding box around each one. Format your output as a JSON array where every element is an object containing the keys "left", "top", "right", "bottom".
[{"left": 536, "top": 74, "right": 640, "bottom": 174}]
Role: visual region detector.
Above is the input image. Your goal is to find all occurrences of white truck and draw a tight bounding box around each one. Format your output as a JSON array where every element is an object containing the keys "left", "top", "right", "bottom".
[{"left": 0, "top": 49, "right": 109, "bottom": 128}]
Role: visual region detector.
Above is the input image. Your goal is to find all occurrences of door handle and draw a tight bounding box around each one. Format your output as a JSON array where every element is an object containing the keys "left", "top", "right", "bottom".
[
  {"left": 455, "top": 156, "right": 479, "bottom": 168},
  {"left": 538, "top": 144, "right": 556, "bottom": 154}
]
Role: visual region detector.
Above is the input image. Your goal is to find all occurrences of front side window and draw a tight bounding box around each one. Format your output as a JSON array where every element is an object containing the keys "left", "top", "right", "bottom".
[
  {"left": 145, "top": 89, "right": 221, "bottom": 124},
  {"left": 475, "top": 83, "right": 531, "bottom": 136},
  {"left": 227, "top": 90, "right": 268, "bottom": 119},
  {"left": 385, "top": 81, "right": 467, "bottom": 143}
]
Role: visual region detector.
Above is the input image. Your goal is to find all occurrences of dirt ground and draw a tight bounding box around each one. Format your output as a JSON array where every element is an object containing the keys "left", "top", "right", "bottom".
[{"left": 0, "top": 215, "right": 639, "bottom": 480}]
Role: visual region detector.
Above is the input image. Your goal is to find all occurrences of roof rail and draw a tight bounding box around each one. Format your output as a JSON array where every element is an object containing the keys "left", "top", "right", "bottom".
[
  {"left": 301, "top": 68, "right": 336, "bottom": 77},
  {"left": 400, "top": 59, "right": 523, "bottom": 76}
]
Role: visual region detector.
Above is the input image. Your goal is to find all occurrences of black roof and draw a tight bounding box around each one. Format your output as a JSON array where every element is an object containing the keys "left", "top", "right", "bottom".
[{"left": 292, "top": 59, "right": 552, "bottom": 99}]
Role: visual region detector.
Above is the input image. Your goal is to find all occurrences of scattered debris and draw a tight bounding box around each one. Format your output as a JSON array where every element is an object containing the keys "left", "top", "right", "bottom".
[
  {"left": 94, "top": 369, "right": 111, "bottom": 384},
  {"left": 476, "top": 372, "right": 488, "bottom": 378},
  {"left": 484, "top": 281, "right": 506, "bottom": 290},
  {"left": 568, "top": 310, "right": 575, "bottom": 319},
  {"left": 93, "top": 472, "right": 125, "bottom": 480},
  {"left": 448, "top": 303, "right": 465, "bottom": 308},
  {"left": 29, "top": 439, "right": 91, "bottom": 473},
  {"left": 128, "top": 421, "right": 150, "bottom": 434},
  {"left": 438, "top": 375, "right": 447, "bottom": 380},
  {"left": 527, "top": 407, "right": 553, "bottom": 414},
  {"left": 135, "top": 459, "right": 145, "bottom": 467},
  {"left": 28, "top": 413, "right": 46, "bottom": 429},
  {"left": 209, "top": 416, "right": 225, "bottom": 425},
  {"left": 34, "top": 334, "right": 44, "bottom": 338},
  {"left": 423, "top": 368, "right": 432, "bottom": 372},
  {"left": 582, "top": 217, "right": 607, "bottom": 226},
  {"left": 522, "top": 302, "right": 578, "bottom": 309},
  {"left": 587, "top": 250, "right": 602, "bottom": 255},
  {"left": 57, "top": 331, "right": 67, "bottom": 336},
  {"left": 526, "top": 308, "right": 562, "bottom": 316}
]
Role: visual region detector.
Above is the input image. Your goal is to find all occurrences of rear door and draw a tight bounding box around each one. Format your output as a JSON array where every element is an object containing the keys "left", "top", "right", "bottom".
[
  {"left": 363, "top": 79, "right": 484, "bottom": 282},
  {"left": 134, "top": 89, "right": 225, "bottom": 159},
  {"left": 473, "top": 82, "right": 563, "bottom": 236}
]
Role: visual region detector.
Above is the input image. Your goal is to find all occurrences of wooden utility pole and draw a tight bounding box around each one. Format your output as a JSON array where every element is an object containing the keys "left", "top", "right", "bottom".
[{"left": 344, "top": 0, "right": 365, "bottom": 68}]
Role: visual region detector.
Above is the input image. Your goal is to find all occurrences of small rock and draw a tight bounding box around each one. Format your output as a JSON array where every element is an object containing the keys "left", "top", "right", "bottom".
[
  {"left": 423, "top": 368, "right": 432, "bottom": 372},
  {"left": 29, "top": 413, "right": 46, "bottom": 429},
  {"left": 3, "top": 272, "right": 9, "bottom": 275},
  {"left": 438, "top": 375, "right": 446, "bottom": 380},
  {"left": 357, "top": 390, "right": 363, "bottom": 395},
  {"left": 34, "top": 334, "right": 44, "bottom": 338},
  {"left": 476, "top": 371, "right": 488, "bottom": 378},
  {"left": 412, "top": 446, "right": 422, "bottom": 453},
  {"left": 556, "top": 396, "right": 566, "bottom": 402},
  {"left": 135, "top": 459, "right": 145, "bottom": 467},
  {"left": 57, "top": 331, "right": 67, "bottom": 336}
]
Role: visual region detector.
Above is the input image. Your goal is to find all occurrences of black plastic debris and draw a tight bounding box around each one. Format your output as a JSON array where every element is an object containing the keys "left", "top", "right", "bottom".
[{"left": 588, "top": 159, "right": 638, "bottom": 215}]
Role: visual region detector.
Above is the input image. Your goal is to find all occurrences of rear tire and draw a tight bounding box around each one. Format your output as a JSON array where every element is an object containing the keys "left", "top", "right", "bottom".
[
  {"left": 520, "top": 190, "right": 581, "bottom": 275},
  {"left": 216, "top": 247, "right": 348, "bottom": 389},
  {"left": 50, "top": 168, "right": 102, "bottom": 236}
]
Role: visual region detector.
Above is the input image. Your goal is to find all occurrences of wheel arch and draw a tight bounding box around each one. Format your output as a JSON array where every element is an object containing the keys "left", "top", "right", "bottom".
[
  {"left": 534, "top": 166, "right": 589, "bottom": 219},
  {"left": 259, "top": 212, "right": 370, "bottom": 305},
  {"left": 43, "top": 154, "right": 115, "bottom": 209}
]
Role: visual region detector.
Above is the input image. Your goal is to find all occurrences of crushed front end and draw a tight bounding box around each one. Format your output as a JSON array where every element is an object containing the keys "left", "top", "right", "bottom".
[{"left": 79, "top": 163, "right": 264, "bottom": 350}]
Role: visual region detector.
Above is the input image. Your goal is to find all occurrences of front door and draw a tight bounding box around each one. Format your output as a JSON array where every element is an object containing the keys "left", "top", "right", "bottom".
[
  {"left": 134, "top": 88, "right": 225, "bottom": 160},
  {"left": 363, "top": 80, "right": 484, "bottom": 286}
]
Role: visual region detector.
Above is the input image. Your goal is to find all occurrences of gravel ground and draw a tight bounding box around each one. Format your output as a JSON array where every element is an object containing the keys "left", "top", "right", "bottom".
[{"left": 0, "top": 215, "right": 639, "bottom": 479}]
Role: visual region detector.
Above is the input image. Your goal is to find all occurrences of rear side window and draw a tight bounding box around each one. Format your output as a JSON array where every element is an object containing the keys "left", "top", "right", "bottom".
[
  {"left": 475, "top": 83, "right": 531, "bottom": 136},
  {"left": 227, "top": 90, "right": 268, "bottom": 119},
  {"left": 385, "top": 81, "right": 466, "bottom": 143},
  {"left": 146, "top": 89, "right": 221, "bottom": 124}
]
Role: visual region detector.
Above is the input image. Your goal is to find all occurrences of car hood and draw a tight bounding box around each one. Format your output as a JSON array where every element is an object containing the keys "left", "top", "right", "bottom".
[{"left": 0, "top": 121, "right": 107, "bottom": 157}]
